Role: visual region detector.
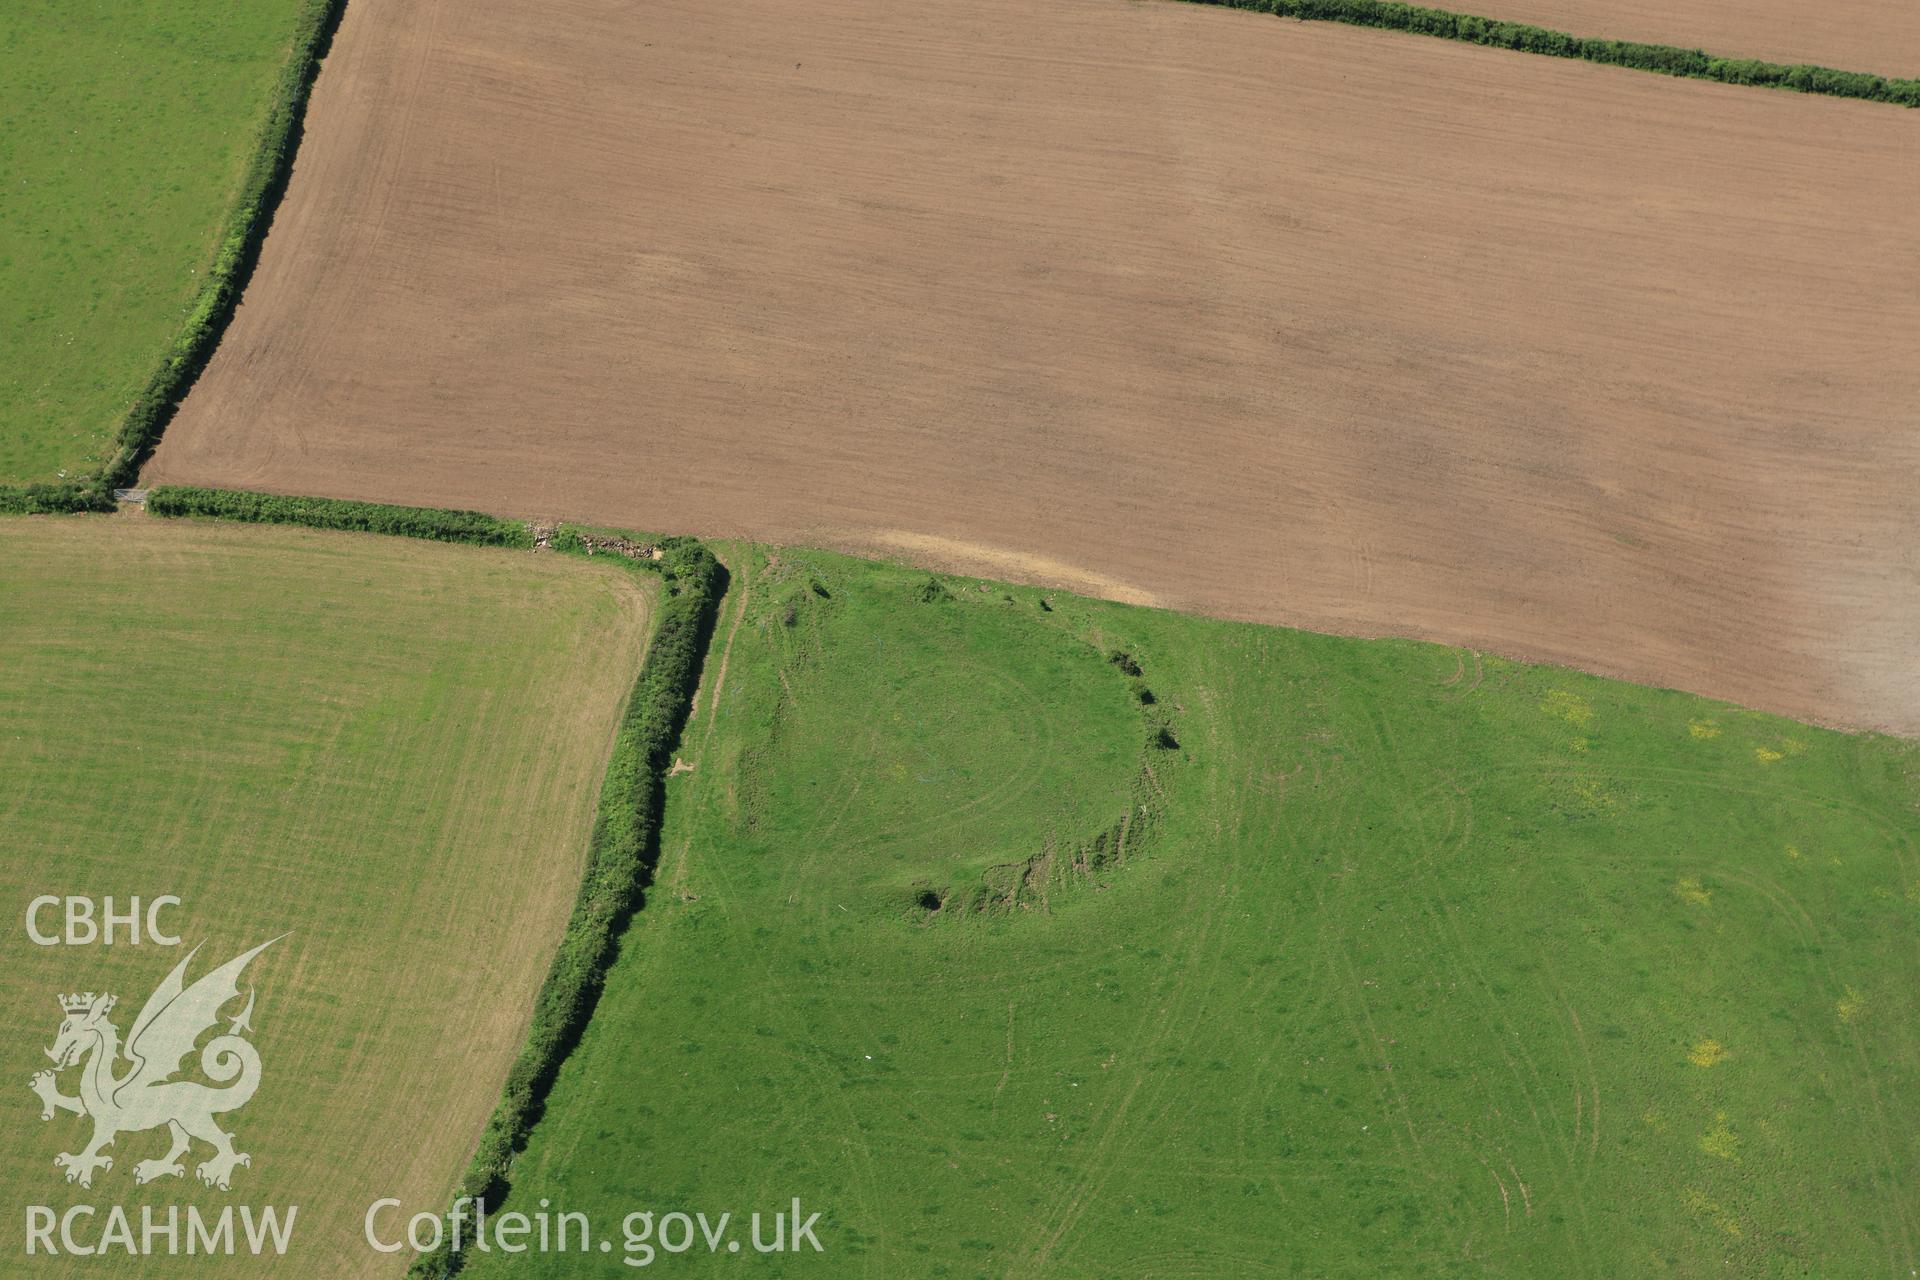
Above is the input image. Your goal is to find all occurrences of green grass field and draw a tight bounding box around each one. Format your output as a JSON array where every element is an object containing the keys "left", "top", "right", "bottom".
[
  {"left": 0, "top": 0, "right": 308, "bottom": 484},
  {"left": 0, "top": 516, "right": 656, "bottom": 1277},
  {"left": 466, "top": 543, "right": 1920, "bottom": 1278}
]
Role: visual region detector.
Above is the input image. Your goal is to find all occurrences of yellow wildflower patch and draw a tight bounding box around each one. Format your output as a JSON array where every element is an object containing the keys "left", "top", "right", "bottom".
[
  {"left": 1682, "top": 1187, "right": 1744, "bottom": 1240},
  {"left": 1688, "top": 720, "right": 1721, "bottom": 740},
  {"left": 1687, "top": 1038, "right": 1726, "bottom": 1068},
  {"left": 1541, "top": 690, "right": 1595, "bottom": 727},
  {"left": 1754, "top": 746, "right": 1783, "bottom": 765},
  {"left": 1699, "top": 1112, "right": 1740, "bottom": 1161},
  {"left": 1837, "top": 986, "right": 1866, "bottom": 1024},
  {"left": 1573, "top": 778, "right": 1614, "bottom": 808},
  {"left": 1674, "top": 876, "right": 1711, "bottom": 907}
]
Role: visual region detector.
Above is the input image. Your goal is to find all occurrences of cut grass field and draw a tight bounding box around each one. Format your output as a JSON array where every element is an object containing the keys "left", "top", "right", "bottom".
[
  {"left": 0, "top": 0, "right": 310, "bottom": 485},
  {"left": 0, "top": 516, "right": 656, "bottom": 1276},
  {"left": 468, "top": 544, "right": 1920, "bottom": 1277}
]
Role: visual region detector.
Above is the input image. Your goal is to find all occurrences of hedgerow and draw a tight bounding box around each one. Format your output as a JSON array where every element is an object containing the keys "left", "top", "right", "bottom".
[
  {"left": 1188, "top": 0, "right": 1920, "bottom": 106},
  {"left": 147, "top": 486, "right": 533, "bottom": 546},
  {"left": 145, "top": 487, "right": 723, "bottom": 1279},
  {"left": 411, "top": 530, "right": 720, "bottom": 1274},
  {"left": 409, "top": 529, "right": 718, "bottom": 1277},
  {"left": 0, "top": 484, "right": 116, "bottom": 516},
  {"left": 0, "top": 0, "right": 350, "bottom": 511}
]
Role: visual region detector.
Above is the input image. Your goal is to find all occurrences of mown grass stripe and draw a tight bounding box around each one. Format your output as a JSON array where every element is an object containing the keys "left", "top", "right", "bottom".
[{"left": 1185, "top": 0, "right": 1920, "bottom": 105}]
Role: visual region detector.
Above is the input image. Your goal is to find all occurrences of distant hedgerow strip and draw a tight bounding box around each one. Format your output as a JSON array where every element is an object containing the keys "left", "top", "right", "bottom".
[
  {"left": 145, "top": 486, "right": 725, "bottom": 1279},
  {"left": 0, "top": 0, "right": 350, "bottom": 513},
  {"left": 1186, "top": 0, "right": 1920, "bottom": 106},
  {"left": 147, "top": 486, "right": 534, "bottom": 546}
]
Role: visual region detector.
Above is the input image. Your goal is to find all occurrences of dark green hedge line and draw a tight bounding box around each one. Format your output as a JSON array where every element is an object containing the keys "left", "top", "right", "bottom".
[
  {"left": 0, "top": 484, "right": 117, "bottom": 515},
  {"left": 146, "top": 486, "right": 533, "bottom": 546},
  {"left": 0, "top": 0, "right": 349, "bottom": 513},
  {"left": 412, "top": 528, "right": 722, "bottom": 1277},
  {"left": 1188, "top": 0, "right": 1920, "bottom": 105},
  {"left": 145, "top": 488, "right": 725, "bottom": 1279}
]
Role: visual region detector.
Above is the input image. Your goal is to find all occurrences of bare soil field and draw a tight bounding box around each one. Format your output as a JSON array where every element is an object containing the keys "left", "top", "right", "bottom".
[
  {"left": 1467, "top": 0, "right": 1920, "bottom": 78},
  {"left": 147, "top": 0, "right": 1920, "bottom": 735}
]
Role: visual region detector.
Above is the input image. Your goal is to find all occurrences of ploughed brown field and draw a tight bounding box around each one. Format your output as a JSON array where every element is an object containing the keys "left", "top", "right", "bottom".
[
  {"left": 1472, "top": 0, "right": 1920, "bottom": 76},
  {"left": 148, "top": 0, "right": 1920, "bottom": 734}
]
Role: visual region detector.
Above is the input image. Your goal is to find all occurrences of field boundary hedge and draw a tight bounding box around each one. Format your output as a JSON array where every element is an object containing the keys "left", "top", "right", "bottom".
[
  {"left": 145, "top": 487, "right": 725, "bottom": 1278},
  {"left": 1186, "top": 0, "right": 1920, "bottom": 105},
  {"left": 147, "top": 486, "right": 535, "bottom": 546},
  {"left": 0, "top": 0, "right": 351, "bottom": 513}
]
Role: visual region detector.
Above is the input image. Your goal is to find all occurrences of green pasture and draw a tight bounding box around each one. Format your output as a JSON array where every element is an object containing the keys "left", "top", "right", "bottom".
[
  {"left": 471, "top": 543, "right": 1920, "bottom": 1278},
  {"left": 0, "top": 0, "right": 308, "bottom": 483}
]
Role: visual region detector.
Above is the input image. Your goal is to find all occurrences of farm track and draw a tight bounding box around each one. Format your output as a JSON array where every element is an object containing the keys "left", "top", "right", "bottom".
[{"left": 147, "top": 0, "right": 1920, "bottom": 735}]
